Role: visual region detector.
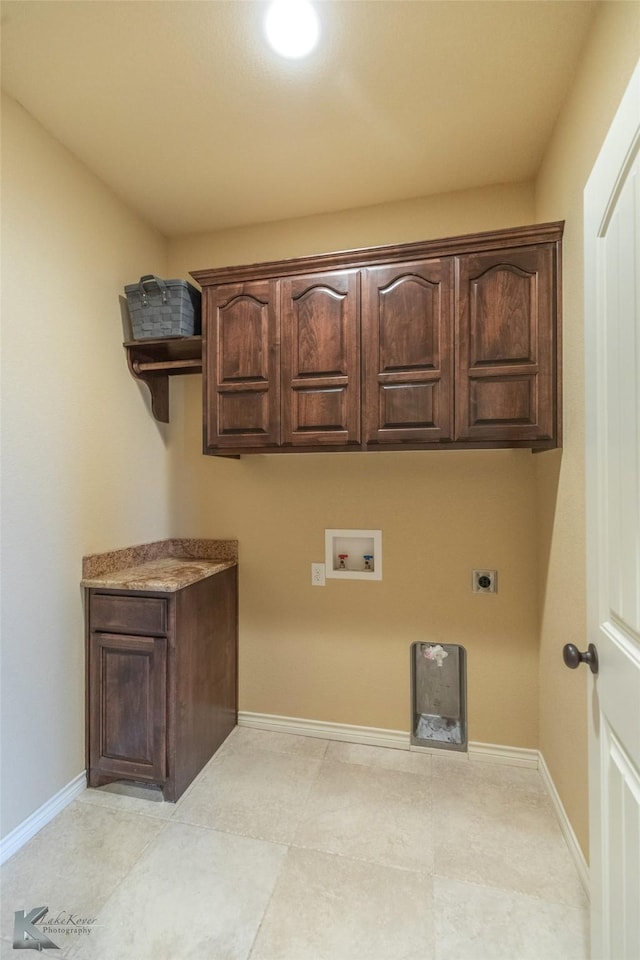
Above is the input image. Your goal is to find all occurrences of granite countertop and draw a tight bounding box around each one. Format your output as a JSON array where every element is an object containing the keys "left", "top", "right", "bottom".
[{"left": 81, "top": 538, "right": 237, "bottom": 593}]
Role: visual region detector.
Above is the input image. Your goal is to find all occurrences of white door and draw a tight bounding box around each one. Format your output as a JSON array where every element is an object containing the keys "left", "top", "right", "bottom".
[{"left": 584, "top": 59, "right": 640, "bottom": 960}]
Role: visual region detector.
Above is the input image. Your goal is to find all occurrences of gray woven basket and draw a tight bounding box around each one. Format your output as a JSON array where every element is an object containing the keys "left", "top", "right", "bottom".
[{"left": 125, "top": 275, "right": 201, "bottom": 339}]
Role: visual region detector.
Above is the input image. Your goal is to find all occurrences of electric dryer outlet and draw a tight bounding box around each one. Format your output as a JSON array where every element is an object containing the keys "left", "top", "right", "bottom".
[{"left": 472, "top": 569, "right": 497, "bottom": 593}]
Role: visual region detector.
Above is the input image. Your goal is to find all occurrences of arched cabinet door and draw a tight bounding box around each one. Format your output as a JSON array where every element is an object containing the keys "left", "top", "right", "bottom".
[
  {"left": 362, "top": 258, "right": 454, "bottom": 445},
  {"left": 455, "top": 244, "right": 559, "bottom": 444},
  {"left": 203, "top": 278, "right": 280, "bottom": 451},
  {"left": 281, "top": 270, "right": 360, "bottom": 447},
  {"left": 194, "top": 222, "right": 562, "bottom": 455}
]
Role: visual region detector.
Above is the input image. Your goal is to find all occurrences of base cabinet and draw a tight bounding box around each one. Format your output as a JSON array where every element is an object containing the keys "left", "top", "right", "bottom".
[
  {"left": 194, "top": 221, "right": 563, "bottom": 455},
  {"left": 86, "top": 566, "right": 237, "bottom": 801}
]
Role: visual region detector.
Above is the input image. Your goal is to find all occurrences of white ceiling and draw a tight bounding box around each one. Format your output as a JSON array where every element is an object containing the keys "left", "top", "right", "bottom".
[{"left": 1, "top": 0, "right": 596, "bottom": 237}]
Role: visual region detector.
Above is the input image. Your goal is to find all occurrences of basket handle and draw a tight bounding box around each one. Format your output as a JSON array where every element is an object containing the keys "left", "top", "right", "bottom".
[{"left": 138, "top": 275, "right": 169, "bottom": 306}]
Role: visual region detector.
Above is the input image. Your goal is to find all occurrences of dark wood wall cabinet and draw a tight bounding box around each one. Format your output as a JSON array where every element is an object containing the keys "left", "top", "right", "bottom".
[
  {"left": 85, "top": 565, "right": 238, "bottom": 801},
  {"left": 191, "top": 221, "right": 563, "bottom": 456}
]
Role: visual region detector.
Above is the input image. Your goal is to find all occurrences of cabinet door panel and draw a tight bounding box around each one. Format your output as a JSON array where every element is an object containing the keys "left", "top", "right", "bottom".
[
  {"left": 217, "top": 391, "right": 273, "bottom": 438},
  {"left": 471, "top": 377, "right": 536, "bottom": 424},
  {"left": 281, "top": 271, "right": 360, "bottom": 446},
  {"left": 470, "top": 266, "right": 535, "bottom": 364},
  {"left": 294, "top": 387, "right": 349, "bottom": 435},
  {"left": 363, "top": 259, "right": 454, "bottom": 444},
  {"left": 456, "top": 245, "right": 557, "bottom": 441},
  {"left": 380, "top": 382, "right": 439, "bottom": 430},
  {"left": 204, "top": 280, "right": 280, "bottom": 450},
  {"left": 89, "top": 633, "right": 166, "bottom": 783}
]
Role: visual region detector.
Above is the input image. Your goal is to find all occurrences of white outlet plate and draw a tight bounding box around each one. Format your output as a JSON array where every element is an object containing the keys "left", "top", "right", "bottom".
[
  {"left": 311, "top": 563, "right": 326, "bottom": 586},
  {"left": 472, "top": 569, "right": 497, "bottom": 593}
]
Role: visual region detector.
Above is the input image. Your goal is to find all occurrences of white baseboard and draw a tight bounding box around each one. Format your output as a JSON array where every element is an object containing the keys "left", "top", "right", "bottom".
[
  {"left": 0, "top": 772, "right": 86, "bottom": 865},
  {"left": 237, "top": 711, "right": 539, "bottom": 767},
  {"left": 238, "top": 710, "right": 589, "bottom": 896},
  {"left": 538, "top": 752, "right": 590, "bottom": 897},
  {"left": 238, "top": 711, "right": 409, "bottom": 749},
  {"left": 468, "top": 741, "right": 539, "bottom": 768}
]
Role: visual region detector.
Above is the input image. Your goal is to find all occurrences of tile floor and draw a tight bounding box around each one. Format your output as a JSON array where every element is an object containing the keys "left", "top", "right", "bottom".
[{"left": 1, "top": 727, "right": 589, "bottom": 960}]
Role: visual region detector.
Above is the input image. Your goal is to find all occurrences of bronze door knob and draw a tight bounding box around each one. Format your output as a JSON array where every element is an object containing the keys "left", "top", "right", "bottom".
[{"left": 563, "top": 642, "right": 599, "bottom": 675}]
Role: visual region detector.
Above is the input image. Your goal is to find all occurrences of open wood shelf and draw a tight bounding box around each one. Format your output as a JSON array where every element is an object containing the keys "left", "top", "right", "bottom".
[{"left": 124, "top": 336, "right": 202, "bottom": 423}]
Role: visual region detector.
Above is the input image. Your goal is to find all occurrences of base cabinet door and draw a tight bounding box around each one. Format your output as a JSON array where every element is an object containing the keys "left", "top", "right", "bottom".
[
  {"left": 455, "top": 244, "right": 558, "bottom": 443},
  {"left": 88, "top": 632, "right": 167, "bottom": 785}
]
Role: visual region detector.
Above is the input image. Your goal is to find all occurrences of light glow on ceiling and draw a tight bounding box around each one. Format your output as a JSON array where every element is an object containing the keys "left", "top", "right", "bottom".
[{"left": 264, "top": 0, "right": 319, "bottom": 59}]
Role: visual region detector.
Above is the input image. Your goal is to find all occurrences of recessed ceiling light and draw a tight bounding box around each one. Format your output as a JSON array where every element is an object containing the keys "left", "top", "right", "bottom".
[{"left": 264, "top": 0, "right": 319, "bottom": 59}]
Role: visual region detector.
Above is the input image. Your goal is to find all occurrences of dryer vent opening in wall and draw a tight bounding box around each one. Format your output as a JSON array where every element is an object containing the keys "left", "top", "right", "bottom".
[{"left": 410, "top": 642, "right": 467, "bottom": 751}]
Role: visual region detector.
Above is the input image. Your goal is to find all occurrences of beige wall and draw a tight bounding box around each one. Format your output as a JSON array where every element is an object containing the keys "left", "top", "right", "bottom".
[
  {"left": 178, "top": 182, "right": 534, "bottom": 273},
  {"left": 533, "top": 2, "right": 640, "bottom": 858},
  {"left": 168, "top": 4, "right": 640, "bottom": 859},
  {"left": 3, "top": 0, "right": 637, "bottom": 862},
  {"left": 168, "top": 182, "right": 541, "bottom": 746},
  {"left": 0, "top": 94, "right": 170, "bottom": 839}
]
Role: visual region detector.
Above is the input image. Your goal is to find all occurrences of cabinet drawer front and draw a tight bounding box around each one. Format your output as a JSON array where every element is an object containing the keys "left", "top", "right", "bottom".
[{"left": 90, "top": 594, "right": 167, "bottom": 635}]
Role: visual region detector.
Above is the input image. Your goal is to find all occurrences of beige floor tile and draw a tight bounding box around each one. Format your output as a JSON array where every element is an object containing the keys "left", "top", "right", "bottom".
[
  {"left": 249, "top": 847, "right": 435, "bottom": 960},
  {"left": 431, "top": 766, "right": 556, "bottom": 834},
  {"left": 432, "top": 755, "right": 548, "bottom": 801},
  {"left": 1, "top": 938, "right": 17, "bottom": 959},
  {"left": 326, "top": 740, "right": 432, "bottom": 776},
  {"left": 171, "top": 749, "right": 323, "bottom": 843},
  {"left": 1, "top": 729, "right": 592, "bottom": 959},
  {"left": 0, "top": 800, "right": 165, "bottom": 945},
  {"left": 434, "top": 876, "right": 589, "bottom": 960},
  {"left": 434, "top": 816, "right": 586, "bottom": 907},
  {"left": 293, "top": 760, "right": 434, "bottom": 872},
  {"left": 432, "top": 767, "right": 586, "bottom": 907},
  {"left": 218, "top": 726, "right": 328, "bottom": 760},
  {"left": 67, "top": 820, "right": 287, "bottom": 960}
]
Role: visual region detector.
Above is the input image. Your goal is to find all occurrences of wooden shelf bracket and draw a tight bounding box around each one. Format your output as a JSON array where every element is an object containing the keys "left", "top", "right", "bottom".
[{"left": 124, "top": 336, "right": 203, "bottom": 423}]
